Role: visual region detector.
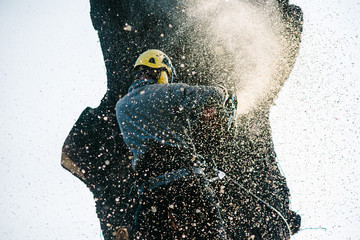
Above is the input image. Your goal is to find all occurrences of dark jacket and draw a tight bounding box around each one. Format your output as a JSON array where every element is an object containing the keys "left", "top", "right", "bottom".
[{"left": 116, "top": 79, "right": 225, "bottom": 169}]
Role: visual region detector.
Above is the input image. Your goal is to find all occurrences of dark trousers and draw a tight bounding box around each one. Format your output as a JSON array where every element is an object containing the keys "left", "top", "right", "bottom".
[{"left": 133, "top": 147, "right": 227, "bottom": 239}]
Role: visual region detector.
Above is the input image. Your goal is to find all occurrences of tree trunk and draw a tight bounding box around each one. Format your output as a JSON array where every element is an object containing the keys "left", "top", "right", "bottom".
[{"left": 62, "top": 0, "right": 303, "bottom": 239}]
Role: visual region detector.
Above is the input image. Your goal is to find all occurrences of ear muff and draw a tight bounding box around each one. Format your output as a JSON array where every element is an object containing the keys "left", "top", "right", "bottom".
[{"left": 157, "top": 70, "right": 169, "bottom": 84}]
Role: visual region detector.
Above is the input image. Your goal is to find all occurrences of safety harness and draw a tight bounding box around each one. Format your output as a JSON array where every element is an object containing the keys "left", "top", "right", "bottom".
[
  {"left": 115, "top": 153, "right": 209, "bottom": 240},
  {"left": 134, "top": 167, "right": 192, "bottom": 228}
]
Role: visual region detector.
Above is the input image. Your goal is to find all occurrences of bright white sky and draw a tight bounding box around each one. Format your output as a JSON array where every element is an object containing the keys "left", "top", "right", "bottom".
[{"left": 0, "top": 0, "right": 359, "bottom": 239}]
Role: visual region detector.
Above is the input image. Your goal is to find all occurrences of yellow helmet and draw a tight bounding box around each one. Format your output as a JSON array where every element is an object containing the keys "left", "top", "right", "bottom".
[{"left": 134, "top": 49, "right": 176, "bottom": 84}]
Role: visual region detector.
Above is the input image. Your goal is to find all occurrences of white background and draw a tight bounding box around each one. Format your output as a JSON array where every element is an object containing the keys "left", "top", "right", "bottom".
[{"left": 0, "top": 0, "right": 359, "bottom": 239}]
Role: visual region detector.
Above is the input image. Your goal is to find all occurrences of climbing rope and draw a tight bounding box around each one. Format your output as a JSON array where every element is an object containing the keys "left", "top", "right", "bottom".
[{"left": 208, "top": 158, "right": 293, "bottom": 238}]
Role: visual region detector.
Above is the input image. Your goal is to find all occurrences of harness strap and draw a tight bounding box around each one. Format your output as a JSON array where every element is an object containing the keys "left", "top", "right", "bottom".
[{"left": 137, "top": 168, "right": 190, "bottom": 195}]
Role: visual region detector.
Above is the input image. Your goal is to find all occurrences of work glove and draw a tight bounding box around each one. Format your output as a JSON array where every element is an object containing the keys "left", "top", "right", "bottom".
[{"left": 201, "top": 85, "right": 237, "bottom": 131}]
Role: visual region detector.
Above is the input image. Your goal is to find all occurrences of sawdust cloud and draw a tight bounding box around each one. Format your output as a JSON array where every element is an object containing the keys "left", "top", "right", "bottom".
[{"left": 184, "top": 0, "right": 292, "bottom": 115}]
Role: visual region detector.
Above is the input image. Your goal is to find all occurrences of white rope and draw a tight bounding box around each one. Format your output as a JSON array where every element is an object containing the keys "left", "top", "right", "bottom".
[
  {"left": 226, "top": 175, "right": 293, "bottom": 238},
  {"left": 209, "top": 155, "right": 292, "bottom": 238}
]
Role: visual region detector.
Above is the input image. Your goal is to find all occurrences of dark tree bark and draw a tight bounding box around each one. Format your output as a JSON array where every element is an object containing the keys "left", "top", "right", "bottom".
[{"left": 62, "top": 0, "right": 303, "bottom": 239}]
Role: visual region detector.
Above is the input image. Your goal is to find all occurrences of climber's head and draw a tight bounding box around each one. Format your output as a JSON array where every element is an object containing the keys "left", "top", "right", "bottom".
[{"left": 133, "top": 49, "right": 176, "bottom": 84}]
